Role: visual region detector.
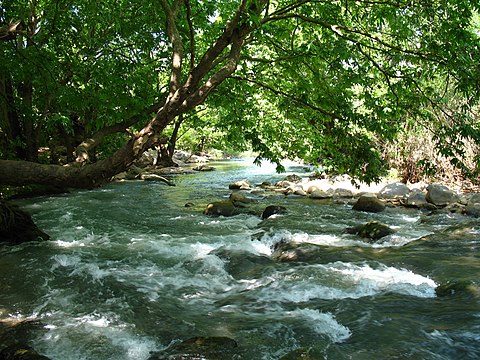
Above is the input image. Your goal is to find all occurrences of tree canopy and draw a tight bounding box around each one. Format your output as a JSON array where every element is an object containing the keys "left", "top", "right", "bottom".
[{"left": 0, "top": 0, "right": 479, "bottom": 188}]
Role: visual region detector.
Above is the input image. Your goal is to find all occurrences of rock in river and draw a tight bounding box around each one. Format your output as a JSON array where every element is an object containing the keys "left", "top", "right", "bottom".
[
  {"left": 0, "top": 201, "right": 50, "bottom": 244},
  {"left": 261, "top": 205, "right": 287, "bottom": 219},
  {"left": 148, "top": 336, "right": 238, "bottom": 360},
  {"left": 204, "top": 201, "right": 235, "bottom": 217},
  {"left": 345, "top": 221, "right": 396, "bottom": 241},
  {"left": 352, "top": 195, "right": 386, "bottom": 213},
  {"left": 426, "top": 183, "right": 459, "bottom": 206}
]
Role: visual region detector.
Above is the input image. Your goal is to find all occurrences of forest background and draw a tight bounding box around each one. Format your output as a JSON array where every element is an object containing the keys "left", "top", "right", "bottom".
[{"left": 1, "top": 0, "right": 480, "bottom": 194}]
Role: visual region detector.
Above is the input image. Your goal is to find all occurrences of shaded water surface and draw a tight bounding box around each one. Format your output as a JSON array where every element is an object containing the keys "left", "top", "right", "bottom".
[{"left": 1, "top": 160, "right": 479, "bottom": 359}]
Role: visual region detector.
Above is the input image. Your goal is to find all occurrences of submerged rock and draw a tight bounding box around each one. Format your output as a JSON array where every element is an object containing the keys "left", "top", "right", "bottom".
[
  {"left": 148, "top": 336, "right": 238, "bottom": 360},
  {"left": 211, "top": 247, "right": 274, "bottom": 279},
  {"left": 0, "top": 201, "right": 50, "bottom": 244},
  {"left": 345, "top": 221, "right": 395, "bottom": 241},
  {"left": 0, "top": 344, "right": 51, "bottom": 360},
  {"left": 279, "top": 347, "right": 316, "bottom": 360},
  {"left": 435, "top": 280, "right": 480, "bottom": 298},
  {"left": 352, "top": 195, "right": 386, "bottom": 213},
  {"left": 261, "top": 205, "right": 287, "bottom": 219}
]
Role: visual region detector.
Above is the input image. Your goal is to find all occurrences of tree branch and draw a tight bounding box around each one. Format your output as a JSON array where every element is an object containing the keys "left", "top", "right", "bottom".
[
  {"left": 159, "top": 0, "right": 185, "bottom": 99},
  {"left": 230, "top": 75, "right": 344, "bottom": 121}
]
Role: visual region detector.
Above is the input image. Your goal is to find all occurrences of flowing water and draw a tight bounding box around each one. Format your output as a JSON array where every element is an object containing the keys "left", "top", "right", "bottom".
[{"left": 1, "top": 160, "right": 479, "bottom": 359}]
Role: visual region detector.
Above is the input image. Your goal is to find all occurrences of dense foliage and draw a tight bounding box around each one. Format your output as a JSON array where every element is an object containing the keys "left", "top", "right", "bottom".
[{"left": 0, "top": 0, "right": 479, "bottom": 187}]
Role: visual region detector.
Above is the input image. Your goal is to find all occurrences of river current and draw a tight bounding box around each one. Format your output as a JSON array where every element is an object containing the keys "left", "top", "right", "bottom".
[{"left": 1, "top": 160, "right": 479, "bottom": 359}]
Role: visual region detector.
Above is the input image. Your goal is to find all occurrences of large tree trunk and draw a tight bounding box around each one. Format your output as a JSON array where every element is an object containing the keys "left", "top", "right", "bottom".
[{"left": 0, "top": 0, "right": 262, "bottom": 189}]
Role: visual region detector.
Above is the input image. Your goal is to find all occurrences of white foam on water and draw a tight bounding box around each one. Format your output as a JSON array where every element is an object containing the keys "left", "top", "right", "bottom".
[
  {"left": 36, "top": 312, "right": 159, "bottom": 360},
  {"left": 330, "top": 263, "right": 438, "bottom": 298},
  {"left": 244, "top": 262, "right": 437, "bottom": 303},
  {"left": 264, "top": 228, "right": 432, "bottom": 249},
  {"left": 286, "top": 308, "right": 352, "bottom": 343}
]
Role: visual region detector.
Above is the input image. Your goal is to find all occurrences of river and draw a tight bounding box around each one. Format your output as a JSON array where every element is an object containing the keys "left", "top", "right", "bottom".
[{"left": 1, "top": 159, "right": 479, "bottom": 359}]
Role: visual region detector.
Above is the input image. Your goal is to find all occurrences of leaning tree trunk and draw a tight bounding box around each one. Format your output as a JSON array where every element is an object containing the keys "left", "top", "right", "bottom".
[{"left": 0, "top": 0, "right": 262, "bottom": 189}]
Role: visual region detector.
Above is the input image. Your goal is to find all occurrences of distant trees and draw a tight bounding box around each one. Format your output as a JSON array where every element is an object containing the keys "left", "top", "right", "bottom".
[{"left": 0, "top": 0, "right": 479, "bottom": 188}]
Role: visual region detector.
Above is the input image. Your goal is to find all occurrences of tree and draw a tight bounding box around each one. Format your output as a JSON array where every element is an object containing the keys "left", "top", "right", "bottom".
[{"left": 0, "top": 0, "right": 479, "bottom": 188}]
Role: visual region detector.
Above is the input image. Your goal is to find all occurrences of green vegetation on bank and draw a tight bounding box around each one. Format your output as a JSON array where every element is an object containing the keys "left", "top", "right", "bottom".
[{"left": 0, "top": 1, "right": 479, "bottom": 189}]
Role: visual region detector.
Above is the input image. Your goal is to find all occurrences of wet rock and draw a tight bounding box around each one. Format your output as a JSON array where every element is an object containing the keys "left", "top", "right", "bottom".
[
  {"left": 229, "top": 192, "right": 254, "bottom": 205},
  {"left": 193, "top": 164, "right": 215, "bottom": 171},
  {"left": 279, "top": 347, "right": 317, "bottom": 360},
  {"left": 345, "top": 221, "right": 395, "bottom": 241},
  {"left": 228, "top": 180, "right": 250, "bottom": 190},
  {"left": 211, "top": 247, "right": 274, "bottom": 279},
  {"left": 184, "top": 202, "right": 195, "bottom": 208},
  {"left": 352, "top": 195, "right": 386, "bottom": 213},
  {"left": 379, "top": 182, "right": 410, "bottom": 200},
  {"left": 0, "top": 344, "right": 51, "bottom": 360},
  {"left": 203, "top": 201, "right": 235, "bottom": 217},
  {"left": 271, "top": 241, "right": 382, "bottom": 263},
  {"left": 0, "top": 201, "right": 50, "bottom": 244},
  {"left": 426, "top": 184, "right": 459, "bottom": 206},
  {"left": 261, "top": 205, "right": 287, "bottom": 219},
  {"left": 140, "top": 174, "right": 175, "bottom": 186},
  {"left": 435, "top": 280, "right": 480, "bottom": 298},
  {"left": 148, "top": 336, "right": 238, "bottom": 360},
  {"left": 465, "top": 193, "right": 480, "bottom": 217}
]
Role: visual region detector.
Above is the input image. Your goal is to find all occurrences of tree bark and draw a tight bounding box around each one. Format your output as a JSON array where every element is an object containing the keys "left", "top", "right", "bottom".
[{"left": 0, "top": 0, "right": 265, "bottom": 189}]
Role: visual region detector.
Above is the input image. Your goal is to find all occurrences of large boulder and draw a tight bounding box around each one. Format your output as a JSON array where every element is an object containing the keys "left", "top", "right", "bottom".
[
  {"left": 352, "top": 195, "right": 386, "bottom": 213},
  {"left": 379, "top": 182, "right": 410, "bottom": 200},
  {"left": 425, "top": 184, "right": 459, "bottom": 206},
  {"left": 203, "top": 201, "right": 235, "bottom": 217},
  {"left": 0, "top": 201, "right": 50, "bottom": 244},
  {"left": 345, "top": 221, "right": 395, "bottom": 241}
]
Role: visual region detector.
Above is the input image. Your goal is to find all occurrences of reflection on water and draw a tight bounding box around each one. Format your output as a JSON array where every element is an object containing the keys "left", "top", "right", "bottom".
[{"left": 1, "top": 159, "right": 479, "bottom": 359}]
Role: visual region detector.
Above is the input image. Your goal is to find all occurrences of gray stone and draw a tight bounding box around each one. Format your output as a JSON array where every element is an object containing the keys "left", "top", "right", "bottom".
[
  {"left": 310, "top": 188, "right": 333, "bottom": 199},
  {"left": 379, "top": 182, "right": 410, "bottom": 200},
  {"left": 426, "top": 183, "right": 459, "bottom": 206},
  {"left": 333, "top": 188, "right": 354, "bottom": 198},
  {"left": 405, "top": 189, "right": 428, "bottom": 208},
  {"left": 352, "top": 195, "right": 386, "bottom": 213},
  {"left": 465, "top": 193, "right": 480, "bottom": 217}
]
